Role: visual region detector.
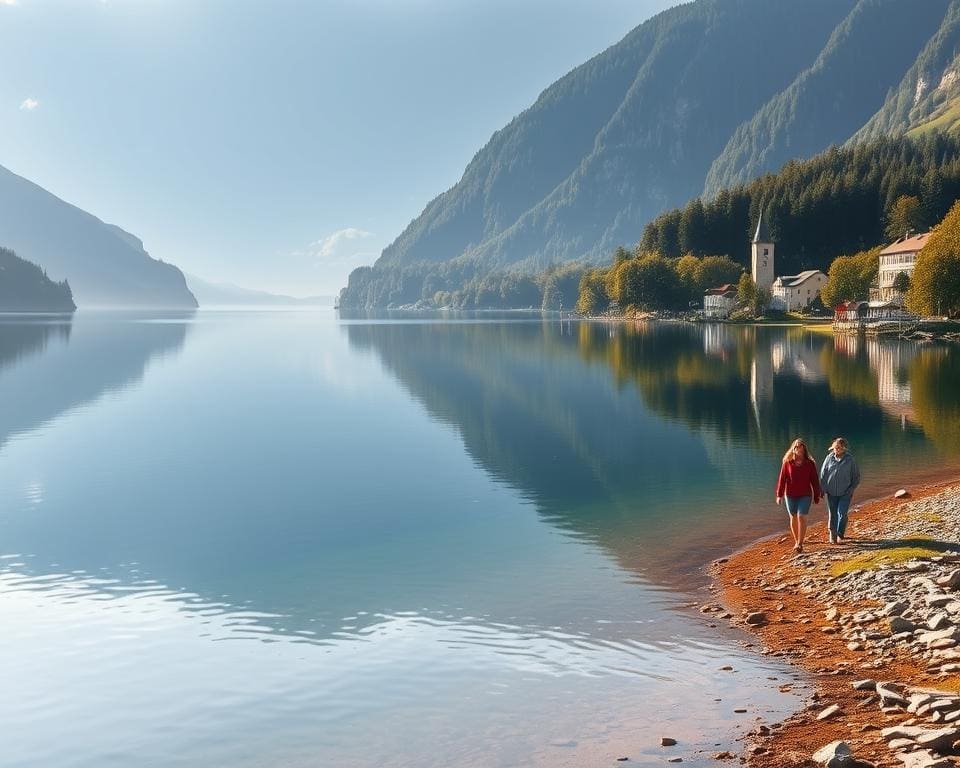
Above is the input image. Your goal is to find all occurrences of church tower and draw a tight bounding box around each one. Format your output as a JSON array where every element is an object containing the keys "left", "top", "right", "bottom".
[{"left": 751, "top": 212, "right": 775, "bottom": 292}]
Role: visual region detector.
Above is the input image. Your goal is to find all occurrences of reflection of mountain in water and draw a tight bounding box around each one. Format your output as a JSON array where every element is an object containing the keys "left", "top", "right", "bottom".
[
  {"left": 347, "top": 321, "right": 960, "bottom": 585},
  {"left": 0, "top": 313, "right": 191, "bottom": 449}
]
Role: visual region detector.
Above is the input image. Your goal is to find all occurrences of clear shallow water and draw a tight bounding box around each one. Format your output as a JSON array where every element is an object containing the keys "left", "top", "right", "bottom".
[{"left": 1, "top": 311, "right": 958, "bottom": 767}]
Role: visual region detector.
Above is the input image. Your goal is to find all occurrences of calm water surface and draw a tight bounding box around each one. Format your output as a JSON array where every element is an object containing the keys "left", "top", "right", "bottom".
[{"left": 1, "top": 311, "right": 959, "bottom": 767}]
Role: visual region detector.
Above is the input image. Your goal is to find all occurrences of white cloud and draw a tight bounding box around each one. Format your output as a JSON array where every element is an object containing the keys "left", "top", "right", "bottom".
[
  {"left": 0, "top": 0, "right": 18, "bottom": 7},
  {"left": 307, "top": 227, "right": 375, "bottom": 261},
  {"left": 19, "top": 97, "right": 39, "bottom": 111}
]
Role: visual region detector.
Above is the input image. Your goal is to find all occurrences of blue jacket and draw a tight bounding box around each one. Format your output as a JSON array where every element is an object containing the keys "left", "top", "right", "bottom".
[{"left": 820, "top": 451, "right": 861, "bottom": 497}]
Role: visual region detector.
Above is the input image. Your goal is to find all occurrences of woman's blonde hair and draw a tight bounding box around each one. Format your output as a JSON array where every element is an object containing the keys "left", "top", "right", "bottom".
[
  {"left": 830, "top": 437, "right": 849, "bottom": 452},
  {"left": 782, "top": 438, "right": 815, "bottom": 465}
]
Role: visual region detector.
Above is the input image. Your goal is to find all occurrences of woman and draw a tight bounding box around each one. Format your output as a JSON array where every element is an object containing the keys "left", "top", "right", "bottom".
[
  {"left": 820, "top": 437, "right": 861, "bottom": 544},
  {"left": 776, "top": 438, "right": 822, "bottom": 553}
]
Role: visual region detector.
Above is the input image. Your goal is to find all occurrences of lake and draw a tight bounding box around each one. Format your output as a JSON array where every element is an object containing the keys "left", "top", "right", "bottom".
[{"left": 1, "top": 311, "right": 958, "bottom": 767}]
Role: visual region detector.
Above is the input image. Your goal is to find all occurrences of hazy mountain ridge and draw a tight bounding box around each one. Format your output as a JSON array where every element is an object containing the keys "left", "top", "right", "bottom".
[
  {"left": 0, "top": 164, "right": 197, "bottom": 309},
  {"left": 185, "top": 273, "right": 333, "bottom": 307},
  {"left": 342, "top": 0, "right": 960, "bottom": 309}
]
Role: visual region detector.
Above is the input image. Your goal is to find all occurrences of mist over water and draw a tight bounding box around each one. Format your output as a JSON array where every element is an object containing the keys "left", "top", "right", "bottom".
[{"left": 1, "top": 311, "right": 957, "bottom": 767}]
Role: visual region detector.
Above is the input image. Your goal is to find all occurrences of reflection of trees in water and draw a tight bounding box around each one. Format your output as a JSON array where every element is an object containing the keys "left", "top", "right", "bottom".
[
  {"left": 910, "top": 347, "right": 960, "bottom": 452},
  {"left": 0, "top": 318, "right": 71, "bottom": 374},
  {"left": 346, "top": 321, "right": 960, "bottom": 587},
  {"left": 0, "top": 313, "right": 191, "bottom": 449}
]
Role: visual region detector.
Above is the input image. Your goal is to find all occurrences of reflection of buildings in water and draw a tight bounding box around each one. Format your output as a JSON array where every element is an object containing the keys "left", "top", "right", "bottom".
[
  {"left": 750, "top": 338, "right": 773, "bottom": 430},
  {"left": 770, "top": 336, "right": 827, "bottom": 384},
  {"left": 833, "top": 333, "right": 861, "bottom": 358},
  {"left": 866, "top": 340, "right": 915, "bottom": 425},
  {"left": 702, "top": 323, "right": 735, "bottom": 359}
]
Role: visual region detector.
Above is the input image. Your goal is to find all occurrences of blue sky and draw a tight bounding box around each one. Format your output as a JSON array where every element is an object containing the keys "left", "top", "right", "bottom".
[{"left": 1, "top": 0, "right": 674, "bottom": 295}]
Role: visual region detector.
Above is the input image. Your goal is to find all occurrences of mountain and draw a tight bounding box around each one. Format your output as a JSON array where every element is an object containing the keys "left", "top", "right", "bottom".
[
  {"left": 184, "top": 274, "right": 333, "bottom": 307},
  {"left": 702, "top": 0, "right": 952, "bottom": 196},
  {"left": 0, "top": 247, "right": 76, "bottom": 312},
  {"left": 854, "top": 0, "right": 960, "bottom": 140},
  {"left": 0, "top": 164, "right": 197, "bottom": 309},
  {"left": 342, "top": 0, "right": 960, "bottom": 309}
]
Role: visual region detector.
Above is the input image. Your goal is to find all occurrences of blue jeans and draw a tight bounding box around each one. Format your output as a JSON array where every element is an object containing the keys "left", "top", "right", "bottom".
[
  {"left": 826, "top": 493, "right": 852, "bottom": 538},
  {"left": 784, "top": 496, "right": 812, "bottom": 516}
]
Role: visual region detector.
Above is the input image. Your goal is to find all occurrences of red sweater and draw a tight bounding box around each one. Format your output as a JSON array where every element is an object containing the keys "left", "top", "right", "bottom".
[{"left": 777, "top": 458, "right": 822, "bottom": 501}]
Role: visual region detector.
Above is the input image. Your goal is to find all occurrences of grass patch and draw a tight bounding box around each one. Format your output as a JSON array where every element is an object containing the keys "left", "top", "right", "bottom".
[
  {"left": 831, "top": 539, "right": 942, "bottom": 576},
  {"left": 915, "top": 511, "right": 946, "bottom": 524}
]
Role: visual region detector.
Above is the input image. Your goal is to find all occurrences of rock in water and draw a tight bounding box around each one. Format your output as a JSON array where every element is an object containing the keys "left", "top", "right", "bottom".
[
  {"left": 660, "top": 737, "right": 677, "bottom": 746},
  {"left": 895, "top": 489, "right": 910, "bottom": 499}
]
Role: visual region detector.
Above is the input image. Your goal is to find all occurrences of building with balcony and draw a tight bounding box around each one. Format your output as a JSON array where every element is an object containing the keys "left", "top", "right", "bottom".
[{"left": 875, "top": 232, "right": 930, "bottom": 302}]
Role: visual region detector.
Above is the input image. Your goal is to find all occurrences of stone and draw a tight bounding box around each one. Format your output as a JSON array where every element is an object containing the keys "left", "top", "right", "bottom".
[
  {"left": 883, "top": 725, "right": 959, "bottom": 754},
  {"left": 890, "top": 616, "right": 918, "bottom": 635},
  {"left": 877, "top": 682, "right": 909, "bottom": 707},
  {"left": 919, "top": 626, "right": 960, "bottom": 645},
  {"left": 884, "top": 601, "right": 910, "bottom": 617},
  {"left": 927, "top": 612, "right": 953, "bottom": 631},
  {"left": 660, "top": 737, "right": 677, "bottom": 746},
  {"left": 745, "top": 611, "right": 767, "bottom": 626},
  {"left": 712, "top": 752, "right": 735, "bottom": 760},
  {"left": 818, "top": 704, "right": 842, "bottom": 720},
  {"left": 936, "top": 570, "right": 960, "bottom": 590},
  {"left": 813, "top": 740, "right": 852, "bottom": 766},
  {"left": 853, "top": 679, "right": 877, "bottom": 691},
  {"left": 666, "top": 759, "right": 682, "bottom": 764},
  {"left": 925, "top": 594, "right": 956, "bottom": 609},
  {"left": 898, "top": 751, "right": 952, "bottom": 768},
  {"left": 895, "top": 489, "right": 910, "bottom": 498}
]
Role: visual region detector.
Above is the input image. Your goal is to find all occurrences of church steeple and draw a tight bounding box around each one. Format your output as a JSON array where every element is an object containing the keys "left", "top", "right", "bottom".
[
  {"left": 751, "top": 210, "right": 774, "bottom": 292},
  {"left": 753, "top": 211, "right": 771, "bottom": 244}
]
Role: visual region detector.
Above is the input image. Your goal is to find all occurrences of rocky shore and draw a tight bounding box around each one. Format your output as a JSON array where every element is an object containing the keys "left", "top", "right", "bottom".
[{"left": 707, "top": 481, "right": 960, "bottom": 768}]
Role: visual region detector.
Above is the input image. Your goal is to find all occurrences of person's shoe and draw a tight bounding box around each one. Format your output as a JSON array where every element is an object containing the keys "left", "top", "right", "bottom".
[
  {"left": 797, "top": 544, "right": 804, "bottom": 553},
  {"left": 793, "top": 544, "right": 801, "bottom": 553},
  {"left": 836, "top": 536, "right": 844, "bottom": 544},
  {"left": 829, "top": 533, "right": 837, "bottom": 544}
]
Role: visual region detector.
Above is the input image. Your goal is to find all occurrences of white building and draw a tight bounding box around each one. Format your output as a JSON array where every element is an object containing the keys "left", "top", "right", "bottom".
[
  {"left": 703, "top": 283, "right": 738, "bottom": 318},
  {"left": 770, "top": 270, "right": 827, "bottom": 311},
  {"left": 875, "top": 232, "right": 930, "bottom": 302}
]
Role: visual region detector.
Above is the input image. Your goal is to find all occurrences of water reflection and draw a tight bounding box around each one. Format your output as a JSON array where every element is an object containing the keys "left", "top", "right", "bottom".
[
  {"left": 0, "top": 312, "right": 192, "bottom": 449},
  {"left": 346, "top": 320, "right": 960, "bottom": 585}
]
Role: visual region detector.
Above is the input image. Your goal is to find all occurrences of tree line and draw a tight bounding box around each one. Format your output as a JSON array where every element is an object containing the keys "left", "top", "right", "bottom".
[
  {"left": 575, "top": 249, "right": 743, "bottom": 315},
  {"left": 640, "top": 134, "right": 960, "bottom": 276}
]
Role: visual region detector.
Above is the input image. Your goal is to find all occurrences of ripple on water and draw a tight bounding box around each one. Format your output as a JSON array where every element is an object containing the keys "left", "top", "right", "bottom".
[{"left": 0, "top": 562, "right": 807, "bottom": 768}]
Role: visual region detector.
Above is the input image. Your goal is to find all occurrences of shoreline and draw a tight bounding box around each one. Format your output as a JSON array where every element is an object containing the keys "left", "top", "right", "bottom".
[{"left": 706, "top": 476, "right": 960, "bottom": 767}]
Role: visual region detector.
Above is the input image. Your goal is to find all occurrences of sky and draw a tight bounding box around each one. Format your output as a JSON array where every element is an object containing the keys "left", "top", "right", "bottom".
[{"left": 1, "top": 0, "right": 675, "bottom": 296}]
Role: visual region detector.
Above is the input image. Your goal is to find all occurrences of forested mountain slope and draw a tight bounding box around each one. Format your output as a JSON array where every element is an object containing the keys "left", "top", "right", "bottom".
[{"left": 342, "top": 0, "right": 960, "bottom": 308}]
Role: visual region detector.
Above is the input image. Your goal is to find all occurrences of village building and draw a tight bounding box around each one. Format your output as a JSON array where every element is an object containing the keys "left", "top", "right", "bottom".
[
  {"left": 874, "top": 231, "right": 930, "bottom": 303},
  {"left": 751, "top": 212, "right": 775, "bottom": 293},
  {"left": 703, "top": 283, "right": 738, "bottom": 318},
  {"left": 769, "top": 270, "right": 828, "bottom": 311}
]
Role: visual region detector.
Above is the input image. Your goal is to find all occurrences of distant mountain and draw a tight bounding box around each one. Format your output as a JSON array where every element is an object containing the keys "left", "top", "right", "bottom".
[
  {"left": 342, "top": 0, "right": 960, "bottom": 308},
  {"left": 0, "top": 247, "right": 76, "bottom": 312},
  {"left": 0, "top": 164, "right": 197, "bottom": 309},
  {"left": 185, "top": 274, "right": 333, "bottom": 307}
]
